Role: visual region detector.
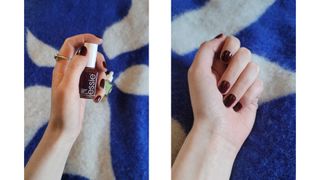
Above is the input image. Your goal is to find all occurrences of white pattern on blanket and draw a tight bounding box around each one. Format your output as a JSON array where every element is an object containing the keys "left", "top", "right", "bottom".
[{"left": 172, "top": 0, "right": 275, "bottom": 55}]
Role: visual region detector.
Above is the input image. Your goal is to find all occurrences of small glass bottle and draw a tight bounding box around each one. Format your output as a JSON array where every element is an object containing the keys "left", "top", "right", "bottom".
[
  {"left": 104, "top": 71, "right": 114, "bottom": 95},
  {"left": 79, "top": 43, "right": 98, "bottom": 99}
]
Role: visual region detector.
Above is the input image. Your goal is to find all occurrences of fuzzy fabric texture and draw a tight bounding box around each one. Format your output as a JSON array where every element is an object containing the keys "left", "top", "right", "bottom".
[
  {"left": 171, "top": 0, "right": 296, "bottom": 179},
  {"left": 25, "top": 0, "right": 148, "bottom": 179}
]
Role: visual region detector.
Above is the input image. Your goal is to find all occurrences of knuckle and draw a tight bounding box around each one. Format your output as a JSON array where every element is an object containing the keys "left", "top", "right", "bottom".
[
  {"left": 68, "top": 61, "right": 83, "bottom": 72},
  {"left": 188, "top": 65, "right": 200, "bottom": 79},
  {"left": 229, "top": 35, "right": 241, "bottom": 46},
  {"left": 83, "top": 33, "right": 93, "bottom": 37},
  {"left": 64, "top": 37, "right": 71, "bottom": 44},
  {"left": 256, "top": 79, "right": 264, "bottom": 89},
  {"left": 235, "top": 37, "right": 241, "bottom": 46},
  {"left": 97, "top": 52, "right": 105, "bottom": 61},
  {"left": 55, "top": 86, "right": 66, "bottom": 97},
  {"left": 248, "top": 62, "right": 260, "bottom": 74},
  {"left": 199, "top": 41, "right": 209, "bottom": 50},
  {"left": 188, "top": 66, "right": 194, "bottom": 77},
  {"left": 241, "top": 75, "right": 252, "bottom": 86},
  {"left": 69, "top": 64, "right": 78, "bottom": 72},
  {"left": 239, "top": 47, "right": 252, "bottom": 58}
]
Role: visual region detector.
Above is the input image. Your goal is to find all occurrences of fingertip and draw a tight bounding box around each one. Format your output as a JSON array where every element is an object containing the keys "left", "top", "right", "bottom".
[
  {"left": 93, "top": 34, "right": 103, "bottom": 44},
  {"left": 82, "top": 33, "right": 103, "bottom": 44},
  {"left": 93, "top": 95, "right": 102, "bottom": 103},
  {"left": 208, "top": 34, "right": 227, "bottom": 45},
  {"left": 233, "top": 102, "right": 243, "bottom": 112},
  {"left": 94, "top": 89, "right": 106, "bottom": 103},
  {"left": 206, "top": 35, "right": 227, "bottom": 53},
  {"left": 97, "top": 37, "right": 103, "bottom": 44},
  {"left": 214, "top": 33, "right": 224, "bottom": 39}
]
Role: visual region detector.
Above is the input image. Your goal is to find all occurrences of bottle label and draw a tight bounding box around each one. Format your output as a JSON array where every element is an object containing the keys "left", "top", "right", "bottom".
[{"left": 79, "top": 71, "right": 97, "bottom": 98}]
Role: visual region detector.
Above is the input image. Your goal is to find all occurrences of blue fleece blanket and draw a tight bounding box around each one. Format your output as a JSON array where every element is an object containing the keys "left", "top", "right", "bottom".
[
  {"left": 171, "top": 0, "right": 295, "bottom": 179},
  {"left": 24, "top": 0, "right": 148, "bottom": 179}
]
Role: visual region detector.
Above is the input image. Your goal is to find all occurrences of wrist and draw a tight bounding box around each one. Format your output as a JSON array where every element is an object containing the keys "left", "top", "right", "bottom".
[
  {"left": 175, "top": 120, "right": 238, "bottom": 179},
  {"left": 192, "top": 120, "right": 239, "bottom": 157},
  {"left": 46, "top": 120, "right": 79, "bottom": 146},
  {"left": 172, "top": 119, "right": 238, "bottom": 180}
]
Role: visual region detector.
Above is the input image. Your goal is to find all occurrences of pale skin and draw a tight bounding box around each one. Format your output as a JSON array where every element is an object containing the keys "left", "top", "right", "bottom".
[
  {"left": 172, "top": 35, "right": 263, "bottom": 179},
  {"left": 25, "top": 34, "right": 109, "bottom": 180}
]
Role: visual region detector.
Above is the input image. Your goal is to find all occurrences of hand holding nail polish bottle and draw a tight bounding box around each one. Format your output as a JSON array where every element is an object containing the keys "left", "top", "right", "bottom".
[{"left": 79, "top": 43, "right": 98, "bottom": 99}]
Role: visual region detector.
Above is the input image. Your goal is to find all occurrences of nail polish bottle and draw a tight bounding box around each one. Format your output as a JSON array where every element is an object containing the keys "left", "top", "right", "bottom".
[
  {"left": 104, "top": 71, "right": 114, "bottom": 96},
  {"left": 79, "top": 43, "right": 98, "bottom": 99}
]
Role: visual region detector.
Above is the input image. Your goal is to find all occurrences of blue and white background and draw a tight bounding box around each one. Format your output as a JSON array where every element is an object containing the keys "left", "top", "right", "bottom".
[
  {"left": 171, "top": 0, "right": 296, "bottom": 179},
  {"left": 24, "top": 0, "right": 148, "bottom": 179}
]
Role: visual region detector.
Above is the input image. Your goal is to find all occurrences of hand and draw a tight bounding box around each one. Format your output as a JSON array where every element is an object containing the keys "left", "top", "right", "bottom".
[
  {"left": 25, "top": 34, "right": 109, "bottom": 180},
  {"left": 172, "top": 34, "right": 263, "bottom": 180},
  {"left": 188, "top": 34, "right": 263, "bottom": 151},
  {"left": 49, "top": 34, "right": 108, "bottom": 141}
]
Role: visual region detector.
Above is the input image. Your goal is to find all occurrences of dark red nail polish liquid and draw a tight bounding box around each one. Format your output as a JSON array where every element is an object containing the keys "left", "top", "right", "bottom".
[{"left": 79, "top": 43, "right": 98, "bottom": 99}]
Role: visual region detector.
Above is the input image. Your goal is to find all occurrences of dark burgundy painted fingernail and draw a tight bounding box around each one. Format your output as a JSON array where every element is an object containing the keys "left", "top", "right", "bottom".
[
  {"left": 218, "top": 80, "right": 230, "bottom": 94},
  {"left": 221, "top": 50, "right": 231, "bottom": 63},
  {"left": 233, "top": 102, "right": 242, "bottom": 112},
  {"left": 223, "top": 94, "right": 236, "bottom": 107},
  {"left": 102, "top": 61, "right": 107, "bottom": 69},
  {"left": 100, "top": 79, "right": 105, "bottom": 88},
  {"left": 94, "top": 95, "right": 102, "bottom": 103},
  {"left": 78, "top": 46, "right": 87, "bottom": 56},
  {"left": 214, "top": 33, "right": 223, "bottom": 39}
]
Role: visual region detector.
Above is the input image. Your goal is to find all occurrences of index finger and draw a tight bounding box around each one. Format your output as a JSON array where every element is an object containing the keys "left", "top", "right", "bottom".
[
  {"left": 192, "top": 34, "right": 226, "bottom": 70},
  {"left": 59, "top": 33, "right": 103, "bottom": 60}
]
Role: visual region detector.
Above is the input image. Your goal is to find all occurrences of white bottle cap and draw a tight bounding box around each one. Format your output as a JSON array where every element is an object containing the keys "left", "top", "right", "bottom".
[
  {"left": 84, "top": 43, "right": 98, "bottom": 68},
  {"left": 106, "top": 71, "right": 114, "bottom": 82}
]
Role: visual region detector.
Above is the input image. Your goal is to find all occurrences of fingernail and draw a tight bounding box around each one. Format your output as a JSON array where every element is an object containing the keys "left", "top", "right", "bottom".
[
  {"left": 233, "top": 102, "right": 242, "bottom": 112},
  {"left": 103, "top": 61, "right": 107, "bottom": 69},
  {"left": 106, "top": 70, "right": 111, "bottom": 75},
  {"left": 100, "top": 79, "right": 105, "bottom": 88},
  {"left": 218, "top": 80, "right": 230, "bottom": 94},
  {"left": 79, "top": 46, "right": 87, "bottom": 56},
  {"left": 214, "top": 33, "right": 223, "bottom": 39},
  {"left": 223, "top": 94, "right": 236, "bottom": 107},
  {"left": 94, "top": 95, "right": 102, "bottom": 103},
  {"left": 221, "top": 50, "right": 231, "bottom": 63}
]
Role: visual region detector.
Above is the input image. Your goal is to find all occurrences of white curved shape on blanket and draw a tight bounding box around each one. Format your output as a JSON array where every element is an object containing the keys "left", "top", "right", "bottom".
[
  {"left": 26, "top": 29, "right": 57, "bottom": 67},
  {"left": 172, "top": 0, "right": 275, "bottom": 55},
  {"left": 253, "top": 54, "right": 295, "bottom": 103},
  {"left": 115, "top": 64, "right": 149, "bottom": 95},
  {"left": 24, "top": 86, "right": 114, "bottom": 179},
  {"left": 171, "top": 118, "right": 187, "bottom": 164},
  {"left": 24, "top": 86, "right": 51, "bottom": 147},
  {"left": 103, "top": 0, "right": 148, "bottom": 59}
]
